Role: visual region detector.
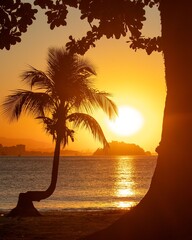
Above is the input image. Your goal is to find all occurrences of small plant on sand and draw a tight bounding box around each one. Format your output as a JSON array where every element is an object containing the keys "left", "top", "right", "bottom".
[{"left": 2, "top": 47, "right": 117, "bottom": 216}]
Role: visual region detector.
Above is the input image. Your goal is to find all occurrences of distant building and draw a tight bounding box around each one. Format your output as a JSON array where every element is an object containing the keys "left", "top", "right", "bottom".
[{"left": 0, "top": 144, "right": 26, "bottom": 156}]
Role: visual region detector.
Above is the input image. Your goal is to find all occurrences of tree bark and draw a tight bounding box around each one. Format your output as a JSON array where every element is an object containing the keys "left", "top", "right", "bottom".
[
  {"left": 147, "top": 0, "right": 192, "bottom": 219},
  {"left": 7, "top": 137, "right": 61, "bottom": 217},
  {"left": 81, "top": 1, "right": 192, "bottom": 239}
]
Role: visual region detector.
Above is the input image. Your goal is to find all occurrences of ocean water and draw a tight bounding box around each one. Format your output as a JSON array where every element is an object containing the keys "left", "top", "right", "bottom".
[{"left": 0, "top": 155, "right": 156, "bottom": 212}]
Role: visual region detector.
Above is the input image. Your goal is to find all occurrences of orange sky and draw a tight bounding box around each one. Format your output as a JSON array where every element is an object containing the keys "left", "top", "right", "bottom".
[{"left": 0, "top": 6, "right": 166, "bottom": 153}]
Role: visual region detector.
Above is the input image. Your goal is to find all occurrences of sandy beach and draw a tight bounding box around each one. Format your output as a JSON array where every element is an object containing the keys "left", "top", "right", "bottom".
[{"left": 0, "top": 210, "right": 127, "bottom": 240}]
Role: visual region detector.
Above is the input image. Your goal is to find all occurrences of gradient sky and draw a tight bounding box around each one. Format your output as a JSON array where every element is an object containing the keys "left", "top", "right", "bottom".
[{"left": 0, "top": 6, "right": 166, "bottom": 153}]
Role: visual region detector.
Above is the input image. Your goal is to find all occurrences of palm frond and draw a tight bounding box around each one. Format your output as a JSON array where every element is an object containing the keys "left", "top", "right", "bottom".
[
  {"left": 75, "top": 56, "right": 96, "bottom": 77},
  {"left": 2, "top": 90, "right": 54, "bottom": 121},
  {"left": 21, "top": 66, "right": 53, "bottom": 91},
  {"left": 73, "top": 90, "right": 118, "bottom": 119},
  {"left": 92, "top": 91, "right": 118, "bottom": 119},
  {"left": 46, "top": 48, "right": 97, "bottom": 103},
  {"left": 68, "top": 113, "right": 109, "bottom": 148},
  {"left": 73, "top": 57, "right": 96, "bottom": 90},
  {"left": 36, "top": 116, "right": 57, "bottom": 140},
  {"left": 47, "top": 47, "right": 73, "bottom": 81},
  {"left": 61, "top": 127, "right": 75, "bottom": 147}
]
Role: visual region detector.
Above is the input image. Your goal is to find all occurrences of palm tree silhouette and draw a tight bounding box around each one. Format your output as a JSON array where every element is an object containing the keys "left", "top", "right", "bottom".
[{"left": 3, "top": 47, "right": 117, "bottom": 216}]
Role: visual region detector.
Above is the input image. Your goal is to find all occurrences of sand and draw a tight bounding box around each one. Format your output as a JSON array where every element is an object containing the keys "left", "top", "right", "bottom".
[{"left": 0, "top": 210, "right": 127, "bottom": 240}]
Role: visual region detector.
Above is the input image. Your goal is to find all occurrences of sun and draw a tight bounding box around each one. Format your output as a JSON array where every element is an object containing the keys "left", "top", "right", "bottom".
[{"left": 108, "top": 106, "right": 144, "bottom": 136}]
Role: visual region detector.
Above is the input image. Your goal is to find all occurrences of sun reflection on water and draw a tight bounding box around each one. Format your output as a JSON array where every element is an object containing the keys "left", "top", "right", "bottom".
[
  {"left": 118, "top": 201, "right": 134, "bottom": 209},
  {"left": 117, "top": 188, "right": 134, "bottom": 198},
  {"left": 115, "top": 156, "right": 136, "bottom": 209}
]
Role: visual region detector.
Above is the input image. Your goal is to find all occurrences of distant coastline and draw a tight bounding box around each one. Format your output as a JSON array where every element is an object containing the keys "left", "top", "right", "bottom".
[
  {"left": 0, "top": 144, "right": 85, "bottom": 157},
  {"left": 0, "top": 141, "right": 151, "bottom": 157}
]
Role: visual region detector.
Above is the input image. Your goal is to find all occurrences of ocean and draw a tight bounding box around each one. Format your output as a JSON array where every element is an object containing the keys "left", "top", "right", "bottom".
[{"left": 0, "top": 155, "right": 156, "bottom": 212}]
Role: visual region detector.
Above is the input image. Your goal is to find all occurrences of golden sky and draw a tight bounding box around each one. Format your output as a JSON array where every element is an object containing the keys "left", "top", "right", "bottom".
[{"left": 0, "top": 6, "right": 166, "bottom": 153}]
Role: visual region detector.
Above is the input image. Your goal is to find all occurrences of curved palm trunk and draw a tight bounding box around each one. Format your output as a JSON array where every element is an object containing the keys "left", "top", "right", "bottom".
[
  {"left": 81, "top": 1, "right": 192, "bottom": 239},
  {"left": 8, "top": 137, "right": 61, "bottom": 217}
]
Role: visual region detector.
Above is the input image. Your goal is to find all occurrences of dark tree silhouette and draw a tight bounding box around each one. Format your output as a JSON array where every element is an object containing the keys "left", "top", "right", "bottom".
[
  {"left": 0, "top": 1, "right": 37, "bottom": 50},
  {"left": 1, "top": 0, "right": 192, "bottom": 239},
  {"left": 2, "top": 48, "right": 117, "bottom": 217}
]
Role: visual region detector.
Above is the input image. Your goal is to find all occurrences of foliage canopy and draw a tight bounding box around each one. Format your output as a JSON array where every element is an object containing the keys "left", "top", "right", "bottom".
[{"left": 0, "top": 0, "right": 161, "bottom": 54}]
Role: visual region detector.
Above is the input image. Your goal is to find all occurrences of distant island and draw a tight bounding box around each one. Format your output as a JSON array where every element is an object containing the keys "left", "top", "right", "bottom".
[{"left": 93, "top": 141, "right": 151, "bottom": 156}]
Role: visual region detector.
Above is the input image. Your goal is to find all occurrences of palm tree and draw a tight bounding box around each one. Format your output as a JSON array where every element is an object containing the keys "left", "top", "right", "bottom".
[{"left": 2, "top": 47, "right": 117, "bottom": 216}]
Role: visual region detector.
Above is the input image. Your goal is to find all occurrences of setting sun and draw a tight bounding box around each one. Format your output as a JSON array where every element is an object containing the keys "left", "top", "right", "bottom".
[{"left": 108, "top": 106, "right": 144, "bottom": 136}]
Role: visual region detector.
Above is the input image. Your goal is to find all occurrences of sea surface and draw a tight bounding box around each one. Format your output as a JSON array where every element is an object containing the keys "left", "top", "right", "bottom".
[{"left": 0, "top": 155, "right": 156, "bottom": 212}]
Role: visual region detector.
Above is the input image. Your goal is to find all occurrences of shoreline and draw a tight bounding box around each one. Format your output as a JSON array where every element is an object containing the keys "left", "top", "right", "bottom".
[{"left": 0, "top": 209, "right": 127, "bottom": 240}]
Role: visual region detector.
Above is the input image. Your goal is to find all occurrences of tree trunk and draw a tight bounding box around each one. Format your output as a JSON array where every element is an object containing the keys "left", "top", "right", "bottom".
[
  {"left": 140, "top": 0, "right": 192, "bottom": 231},
  {"left": 81, "top": 1, "right": 192, "bottom": 239},
  {"left": 7, "top": 137, "right": 61, "bottom": 217}
]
